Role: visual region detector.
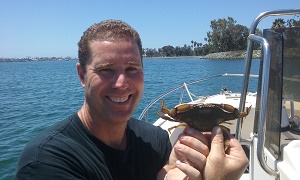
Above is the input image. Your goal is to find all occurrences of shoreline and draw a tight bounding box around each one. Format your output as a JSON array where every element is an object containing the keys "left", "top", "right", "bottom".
[
  {"left": 199, "top": 50, "right": 261, "bottom": 60},
  {"left": 143, "top": 56, "right": 201, "bottom": 60},
  {"left": 144, "top": 47, "right": 300, "bottom": 60},
  {"left": 143, "top": 50, "right": 261, "bottom": 60}
]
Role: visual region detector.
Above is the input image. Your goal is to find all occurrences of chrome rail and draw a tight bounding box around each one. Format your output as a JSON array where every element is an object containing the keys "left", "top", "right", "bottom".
[
  {"left": 236, "top": 8, "right": 300, "bottom": 178},
  {"left": 251, "top": 34, "right": 276, "bottom": 177},
  {"left": 236, "top": 8, "right": 300, "bottom": 141}
]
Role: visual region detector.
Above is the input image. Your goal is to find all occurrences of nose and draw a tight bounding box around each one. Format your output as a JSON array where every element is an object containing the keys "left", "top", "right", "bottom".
[{"left": 113, "top": 73, "right": 129, "bottom": 90}]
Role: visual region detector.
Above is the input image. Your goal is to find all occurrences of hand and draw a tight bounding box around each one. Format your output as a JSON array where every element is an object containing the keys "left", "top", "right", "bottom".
[
  {"left": 203, "top": 126, "right": 249, "bottom": 180},
  {"left": 166, "top": 128, "right": 210, "bottom": 180}
]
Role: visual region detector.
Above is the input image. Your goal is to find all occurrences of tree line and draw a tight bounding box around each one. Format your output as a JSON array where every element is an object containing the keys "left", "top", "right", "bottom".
[{"left": 143, "top": 15, "right": 300, "bottom": 58}]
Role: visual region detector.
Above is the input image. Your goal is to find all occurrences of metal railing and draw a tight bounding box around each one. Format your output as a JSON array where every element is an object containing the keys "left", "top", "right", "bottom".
[{"left": 236, "top": 8, "right": 300, "bottom": 178}]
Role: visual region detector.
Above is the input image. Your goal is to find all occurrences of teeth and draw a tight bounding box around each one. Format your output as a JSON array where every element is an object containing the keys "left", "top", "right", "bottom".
[{"left": 109, "top": 96, "right": 129, "bottom": 103}]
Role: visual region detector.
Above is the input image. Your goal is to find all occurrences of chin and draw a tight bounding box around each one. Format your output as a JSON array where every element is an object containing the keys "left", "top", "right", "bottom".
[{"left": 110, "top": 112, "right": 132, "bottom": 123}]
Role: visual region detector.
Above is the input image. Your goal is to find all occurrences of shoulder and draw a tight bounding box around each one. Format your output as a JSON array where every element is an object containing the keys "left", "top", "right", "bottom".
[
  {"left": 127, "top": 118, "right": 171, "bottom": 148},
  {"left": 126, "top": 118, "right": 172, "bottom": 174},
  {"left": 15, "top": 113, "right": 113, "bottom": 179},
  {"left": 15, "top": 114, "right": 80, "bottom": 171},
  {"left": 127, "top": 118, "right": 168, "bottom": 137}
]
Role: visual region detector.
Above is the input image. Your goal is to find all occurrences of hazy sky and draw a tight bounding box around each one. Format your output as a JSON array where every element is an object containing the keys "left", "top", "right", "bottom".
[{"left": 1, "top": 0, "right": 299, "bottom": 58}]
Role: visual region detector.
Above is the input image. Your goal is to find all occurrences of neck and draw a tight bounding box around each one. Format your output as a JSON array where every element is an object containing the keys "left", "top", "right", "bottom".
[{"left": 77, "top": 107, "right": 128, "bottom": 150}]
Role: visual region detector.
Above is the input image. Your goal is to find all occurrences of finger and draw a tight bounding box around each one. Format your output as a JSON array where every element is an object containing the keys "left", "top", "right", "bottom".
[
  {"left": 178, "top": 133, "right": 209, "bottom": 157},
  {"left": 176, "top": 160, "right": 202, "bottom": 180},
  {"left": 174, "top": 143, "right": 207, "bottom": 170},
  {"left": 222, "top": 129, "right": 237, "bottom": 151},
  {"left": 169, "top": 141, "right": 188, "bottom": 165},
  {"left": 179, "top": 127, "right": 209, "bottom": 155},
  {"left": 166, "top": 167, "right": 187, "bottom": 180},
  {"left": 184, "top": 127, "right": 209, "bottom": 146},
  {"left": 224, "top": 131, "right": 248, "bottom": 158},
  {"left": 210, "top": 126, "right": 225, "bottom": 155},
  {"left": 222, "top": 130, "right": 246, "bottom": 155}
]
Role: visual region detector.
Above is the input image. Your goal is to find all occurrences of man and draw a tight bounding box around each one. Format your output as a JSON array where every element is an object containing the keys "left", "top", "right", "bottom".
[{"left": 14, "top": 19, "right": 248, "bottom": 179}]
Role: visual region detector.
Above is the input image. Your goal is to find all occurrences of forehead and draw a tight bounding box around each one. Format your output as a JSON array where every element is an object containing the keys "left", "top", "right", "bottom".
[{"left": 88, "top": 40, "right": 141, "bottom": 64}]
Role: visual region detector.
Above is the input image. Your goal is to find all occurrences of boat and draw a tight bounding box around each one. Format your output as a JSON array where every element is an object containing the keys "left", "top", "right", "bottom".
[
  {"left": 138, "top": 9, "right": 300, "bottom": 179},
  {"left": 139, "top": 75, "right": 258, "bottom": 145}
]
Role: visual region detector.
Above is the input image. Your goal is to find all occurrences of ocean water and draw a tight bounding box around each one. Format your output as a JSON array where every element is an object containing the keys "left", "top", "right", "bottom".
[{"left": 0, "top": 58, "right": 259, "bottom": 179}]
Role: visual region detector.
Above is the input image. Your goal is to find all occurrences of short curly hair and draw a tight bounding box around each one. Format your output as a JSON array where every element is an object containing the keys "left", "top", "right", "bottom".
[{"left": 78, "top": 19, "right": 142, "bottom": 72}]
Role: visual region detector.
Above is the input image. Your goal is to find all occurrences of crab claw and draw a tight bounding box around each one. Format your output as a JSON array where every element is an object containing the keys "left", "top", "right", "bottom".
[
  {"left": 160, "top": 99, "right": 171, "bottom": 114},
  {"left": 239, "top": 105, "right": 252, "bottom": 118},
  {"left": 161, "top": 99, "right": 180, "bottom": 117}
]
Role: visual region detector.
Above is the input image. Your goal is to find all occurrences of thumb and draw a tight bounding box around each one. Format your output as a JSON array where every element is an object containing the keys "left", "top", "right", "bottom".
[{"left": 210, "top": 126, "right": 224, "bottom": 154}]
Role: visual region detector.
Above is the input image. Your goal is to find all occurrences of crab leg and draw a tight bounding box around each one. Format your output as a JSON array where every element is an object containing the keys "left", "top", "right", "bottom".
[
  {"left": 168, "top": 123, "right": 188, "bottom": 133},
  {"left": 174, "top": 104, "right": 193, "bottom": 112},
  {"left": 155, "top": 110, "right": 176, "bottom": 121},
  {"left": 240, "top": 106, "right": 252, "bottom": 117},
  {"left": 220, "top": 125, "right": 231, "bottom": 151},
  {"left": 160, "top": 99, "right": 172, "bottom": 114},
  {"left": 212, "top": 104, "right": 251, "bottom": 118}
]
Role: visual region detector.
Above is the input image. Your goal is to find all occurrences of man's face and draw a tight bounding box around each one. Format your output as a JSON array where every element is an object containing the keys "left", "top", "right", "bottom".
[{"left": 79, "top": 39, "right": 144, "bottom": 124}]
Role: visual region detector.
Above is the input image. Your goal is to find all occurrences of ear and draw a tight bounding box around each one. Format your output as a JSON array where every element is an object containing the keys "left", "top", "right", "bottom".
[{"left": 76, "top": 63, "right": 85, "bottom": 88}]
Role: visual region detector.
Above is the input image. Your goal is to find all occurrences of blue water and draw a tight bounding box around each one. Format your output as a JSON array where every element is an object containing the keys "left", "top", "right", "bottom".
[{"left": 0, "top": 58, "right": 259, "bottom": 179}]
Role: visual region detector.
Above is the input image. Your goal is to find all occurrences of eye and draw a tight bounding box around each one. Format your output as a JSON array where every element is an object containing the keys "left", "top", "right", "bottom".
[
  {"left": 94, "top": 68, "right": 114, "bottom": 76},
  {"left": 127, "top": 67, "right": 138, "bottom": 72},
  {"left": 126, "top": 66, "right": 141, "bottom": 74}
]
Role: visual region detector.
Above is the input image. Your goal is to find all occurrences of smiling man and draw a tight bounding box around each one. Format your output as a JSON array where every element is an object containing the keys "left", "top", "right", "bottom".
[
  {"left": 14, "top": 20, "right": 174, "bottom": 180},
  {"left": 14, "top": 20, "right": 248, "bottom": 180}
]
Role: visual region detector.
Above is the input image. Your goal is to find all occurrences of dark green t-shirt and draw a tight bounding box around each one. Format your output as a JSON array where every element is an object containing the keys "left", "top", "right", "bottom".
[{"left": 14, "top": 113, "right": 172, "bottom": 180}]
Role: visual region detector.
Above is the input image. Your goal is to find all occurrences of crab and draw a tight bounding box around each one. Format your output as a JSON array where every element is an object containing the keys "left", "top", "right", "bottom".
[{"left": 155, "top": 100, "right": 251, "bottom": 150}]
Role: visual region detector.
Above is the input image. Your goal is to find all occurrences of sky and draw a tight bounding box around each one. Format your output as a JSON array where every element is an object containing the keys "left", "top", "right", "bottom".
[{"left": 1, "top": 0, "right": 299, "bottom": 58}]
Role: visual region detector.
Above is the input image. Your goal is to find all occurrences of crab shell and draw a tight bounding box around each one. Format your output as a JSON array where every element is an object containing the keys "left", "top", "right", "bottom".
[{"left": 155, "top": 99, "right": 251, "bottom": 132}]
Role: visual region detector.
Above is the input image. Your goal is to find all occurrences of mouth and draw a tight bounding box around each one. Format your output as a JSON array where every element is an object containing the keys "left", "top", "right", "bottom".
[{"left": 107, "top": 95, "right": 131, "bottom": 103}]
